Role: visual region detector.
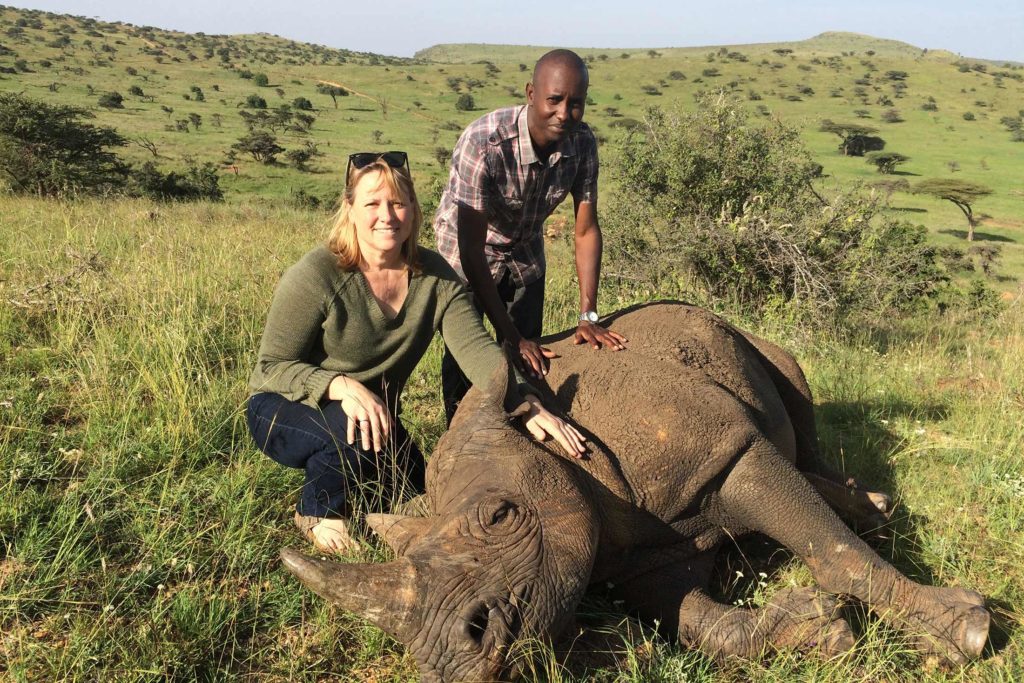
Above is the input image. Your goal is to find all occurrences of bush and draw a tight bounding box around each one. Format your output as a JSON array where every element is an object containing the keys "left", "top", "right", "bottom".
[
  {"left": 253, "top": 73, "right": 269, "bottom": 87},
  {"left": 128, "top": 161, "right": 223, "bottom": 201},
  {"left": 245, "top": 94, "right": 267, "bottom": 109},
  {"left": 97, "top": 91, "right": 124, "bottom": 109},
  {"left": 604, "top": 98, "right": 943, "bottom": 324},
  {"left": 292, "top": 96, "right": 313, "bottom": 111},
  {"left": 455, "top": 93, "right": 475, "bottom": 111},
  {"left": 881, "top": 109, "right": 903, "bottom": 123}
]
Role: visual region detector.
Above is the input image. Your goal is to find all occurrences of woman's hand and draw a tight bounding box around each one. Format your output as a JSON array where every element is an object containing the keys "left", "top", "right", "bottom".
[
  {"left": 328, "top": 375, "right": 393, "bottom": 452},
  {"left": 521, "top": 395, "right": 587, "bottom": 458}
]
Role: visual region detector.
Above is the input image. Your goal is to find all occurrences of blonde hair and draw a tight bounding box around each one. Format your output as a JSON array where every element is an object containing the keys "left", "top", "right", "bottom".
[{"left": 326, "top": 160, "right": 422, "bottom": 272}]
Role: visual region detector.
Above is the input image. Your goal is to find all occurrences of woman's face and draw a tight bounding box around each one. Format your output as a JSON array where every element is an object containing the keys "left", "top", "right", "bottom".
[{"left": 350, "top": 170, "right": 414, "bottom": 264}]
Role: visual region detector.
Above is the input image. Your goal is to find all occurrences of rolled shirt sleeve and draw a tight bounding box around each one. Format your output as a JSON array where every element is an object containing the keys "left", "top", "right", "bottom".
[{"left": 571, "top": 131, "right": 599, "bottom": 205}]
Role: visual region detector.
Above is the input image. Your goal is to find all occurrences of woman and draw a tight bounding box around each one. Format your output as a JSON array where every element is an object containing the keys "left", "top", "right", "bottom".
[{"left": 247, "top": 152, "right": 585, "bottom": 554}]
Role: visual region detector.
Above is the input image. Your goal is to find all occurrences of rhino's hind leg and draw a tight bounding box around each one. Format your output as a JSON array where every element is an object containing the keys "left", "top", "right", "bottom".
[
  {"left": 678, "top": 586, "right": 855, "bottom": 661},
  {"left": 708, "top": 438, "right": 989, "bottom": 664}
]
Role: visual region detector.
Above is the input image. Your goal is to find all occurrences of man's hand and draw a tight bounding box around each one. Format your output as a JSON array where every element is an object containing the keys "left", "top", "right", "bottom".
[
  {"left": 515, "top": 337, "right": 558, "bottom": 379},
  {"left": 574, "top": 321, "right": 628, "bottom": 350}
]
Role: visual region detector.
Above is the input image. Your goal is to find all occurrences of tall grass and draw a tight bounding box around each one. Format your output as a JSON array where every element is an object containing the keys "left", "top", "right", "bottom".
[{"left": 1, "top": 196, "right": 1021, "bottom": 680}]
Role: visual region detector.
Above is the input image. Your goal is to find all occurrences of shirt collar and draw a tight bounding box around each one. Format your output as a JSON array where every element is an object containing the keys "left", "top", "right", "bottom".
[{"left": 518, "top": 105, "right": 577, "bottom": 168}]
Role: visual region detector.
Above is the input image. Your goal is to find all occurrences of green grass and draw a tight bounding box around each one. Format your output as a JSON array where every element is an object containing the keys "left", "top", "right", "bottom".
[{"left": 2, "top": 195, "right": 1022, "bottom": 680}]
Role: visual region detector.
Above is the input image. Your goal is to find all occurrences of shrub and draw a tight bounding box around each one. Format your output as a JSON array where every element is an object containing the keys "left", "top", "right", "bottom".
[
  {"left": 881, "top": 109, "right": 903, "bottom": 123},
  {"left": 455, "top": 93, "right": 475, "bottom": 111},
  {"left": 245, "top": 94, "right": 267, "bottom": 109},
  {"left": 292, "top": 96, "right": 313, "bottom": 111},
  {"left": 962, "top": 111, "right": 976, "bottom": 121},
  {"left": 97, "top": 91, "right": 124, "bottom": 109},
  {"left": 253, "top": 72, "right": 269, "bottom": 87},
  {"left": 604, "top": 98, "right": 942, "bottom": 324},
  {"left": 128, "top": 161, "right": 223, "bottom": 201}
]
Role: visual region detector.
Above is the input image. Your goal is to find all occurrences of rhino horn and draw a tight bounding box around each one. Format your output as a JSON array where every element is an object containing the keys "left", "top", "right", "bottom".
[
  {"left": 365, "top": 513, "right": 433, "bottom": 556},
  {"left": 280, "top": 547, "right": 419, "bottom": 639}
]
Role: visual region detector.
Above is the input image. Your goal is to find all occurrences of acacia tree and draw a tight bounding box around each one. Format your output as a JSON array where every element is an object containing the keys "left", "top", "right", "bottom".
[
  {"left": 820, "top": 120, "right": 885, "bottom": 156},
  {"left": 231, "top": 130, "right": 284, "bottom": 164},
  {"left": 913, "top": 179, "right": 993, "bottom": 241},
  {"left": 316, "top": 83, "right": 348, "bottom": 108},
  {"left": 866, "top": 151, "right": 910, "bottom": 174},
  {"left": 0, "top": 92, "right": 128, "bottom": 195}
]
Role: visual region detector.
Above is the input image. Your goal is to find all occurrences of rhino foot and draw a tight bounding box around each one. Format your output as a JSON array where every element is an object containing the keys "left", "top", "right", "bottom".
[
  {"left": 804, "top": 473, "right": 893, "bottom": 536},
  {"left": 890, "top": 585, "right": 989, "bottom": 665},
  {"left": 679, "top": 586, "right": 854, "bottom": 662},
  {"left": 766, "top": 587, "right": 856, "bottom": 657}
]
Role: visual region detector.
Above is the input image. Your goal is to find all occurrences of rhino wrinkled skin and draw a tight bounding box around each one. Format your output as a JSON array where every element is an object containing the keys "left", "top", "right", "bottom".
[{"left": 281, "top": 303, "right": 989, "bottom": 682}]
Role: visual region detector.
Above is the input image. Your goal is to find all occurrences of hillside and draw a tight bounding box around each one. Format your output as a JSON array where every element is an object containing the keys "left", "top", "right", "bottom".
[
  {"left": 2, "top": 4, "right": 1024, "bottom": 286},
  {"left": 415, "top": 32, "right": 945, "bottom": 63}
]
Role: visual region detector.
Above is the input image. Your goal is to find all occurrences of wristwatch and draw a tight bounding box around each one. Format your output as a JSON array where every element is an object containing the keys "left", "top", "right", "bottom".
[{"left": 579, "top": 310, "right": 599, "bottom": 324}]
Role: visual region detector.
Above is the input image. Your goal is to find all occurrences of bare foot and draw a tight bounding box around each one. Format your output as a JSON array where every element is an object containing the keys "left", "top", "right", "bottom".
[
  {"left": 294, "top": 512, "right": 360, "bottom": 555},
  {"left": 311, "top": 517, "right": 359, "bottom": 554}
]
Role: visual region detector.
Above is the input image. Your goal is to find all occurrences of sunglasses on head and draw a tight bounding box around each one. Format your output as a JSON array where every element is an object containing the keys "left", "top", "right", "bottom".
[{"left": 346, "top": 151, "right": 409, "bottom": 179}]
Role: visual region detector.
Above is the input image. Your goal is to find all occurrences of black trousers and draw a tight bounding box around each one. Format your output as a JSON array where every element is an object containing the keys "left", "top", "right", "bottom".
[{"left": 441, "top": 270, "right": 545, "bottom": 425}]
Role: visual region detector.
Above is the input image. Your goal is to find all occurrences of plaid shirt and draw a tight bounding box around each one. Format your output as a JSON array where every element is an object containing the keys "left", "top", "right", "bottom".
[{"left": 433, "top": 105, "right": 599, "bottom": 287}]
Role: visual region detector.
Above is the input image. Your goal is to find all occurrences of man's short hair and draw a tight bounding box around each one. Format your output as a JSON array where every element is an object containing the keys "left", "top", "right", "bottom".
[{"left": 532, "top": 49, "right": 589, "bottom": 87}]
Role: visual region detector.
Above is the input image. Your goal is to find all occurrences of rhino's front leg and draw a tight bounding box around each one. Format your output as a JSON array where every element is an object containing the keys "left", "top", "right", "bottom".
[{"left": 708, "top": 437, "right": 989, "bottom": 665}]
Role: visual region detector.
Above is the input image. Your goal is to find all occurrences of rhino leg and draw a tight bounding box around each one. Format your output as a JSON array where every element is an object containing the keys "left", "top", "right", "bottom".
[
  {"left": 677, "top": 586, "right": 855, "bottom": 661},
  {"left": 606, "top": 546, "right": 853, "bottom": 661},
  {"left": 804, "top": 472, "right": 892, "bottom": 533},
  {"left": 708, "top": 437, "right": 989, "bottom": 665},
  {"left": 740, "top": 331, "right": 895, "bottom": 532}
]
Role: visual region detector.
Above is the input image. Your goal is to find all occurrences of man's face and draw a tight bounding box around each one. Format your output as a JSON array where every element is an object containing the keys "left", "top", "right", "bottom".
[{"left": 526, "top": 62, "right": 588, "bottom": 152}]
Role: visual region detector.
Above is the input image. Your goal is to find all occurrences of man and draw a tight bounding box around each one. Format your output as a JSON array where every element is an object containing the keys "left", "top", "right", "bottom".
[{"left": 435, "top": 49, "right": 627, "bottom": 424}]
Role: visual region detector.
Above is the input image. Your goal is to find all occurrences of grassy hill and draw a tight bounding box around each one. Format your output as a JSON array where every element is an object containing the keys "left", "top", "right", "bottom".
[
  {"left": 2, "top": 6, "right": 1024, "bottom": 248},
  {"left": 2, "top": 5, "right": 1022, "bottom": 289}
]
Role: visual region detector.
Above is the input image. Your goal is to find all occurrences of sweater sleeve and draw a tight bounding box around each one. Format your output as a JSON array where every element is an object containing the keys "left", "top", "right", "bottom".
[
  {"left": 248, "top": 257, "right": 340, "bottom": 408},
  {"left": 439, "top": 284, "right": 533, "bottom": 413}
]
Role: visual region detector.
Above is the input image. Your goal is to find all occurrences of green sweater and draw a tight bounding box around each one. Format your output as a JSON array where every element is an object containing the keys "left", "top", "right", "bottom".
[{"left": 249, "top": 245, "right": 528, "bottom": 413}]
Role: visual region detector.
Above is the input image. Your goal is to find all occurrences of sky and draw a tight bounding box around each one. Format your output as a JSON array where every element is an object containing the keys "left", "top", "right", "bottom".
[{"left": 8, "top": 0, "right": 1024, "bottom": 63}]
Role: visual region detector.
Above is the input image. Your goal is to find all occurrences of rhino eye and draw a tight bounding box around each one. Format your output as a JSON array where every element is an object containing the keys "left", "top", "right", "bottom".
[{"left": 489, "top": 501, "right": 517, "bottom": 526}]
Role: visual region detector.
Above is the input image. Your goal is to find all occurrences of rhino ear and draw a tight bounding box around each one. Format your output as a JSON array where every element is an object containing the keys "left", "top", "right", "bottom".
[
  {"left": 471, "top": 343, "right": 529, "bottom": 416},
  {"left": 365, "top": 513, "right": 432, "bottom": 556}
]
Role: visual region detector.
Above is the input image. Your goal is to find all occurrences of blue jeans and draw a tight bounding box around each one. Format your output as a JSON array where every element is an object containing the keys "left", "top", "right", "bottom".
[
  {"left": 441, "top": 270, "right": 545, "bottom": 425},
  {"left": 246, "top": 392, "right": 425, "bottom": 518}
]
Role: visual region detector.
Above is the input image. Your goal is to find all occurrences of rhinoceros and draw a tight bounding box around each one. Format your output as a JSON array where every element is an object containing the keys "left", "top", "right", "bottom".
[{"left": 280, "top": 302, "right": 989, "bottom": 682}]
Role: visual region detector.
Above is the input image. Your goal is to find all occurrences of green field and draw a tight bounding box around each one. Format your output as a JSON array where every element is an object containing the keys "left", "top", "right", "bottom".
[
  {"left": 2, "top": 4, "right": 1024, "bottom": 681},
  {"left": 2, "top": 196, "right": 1022, "bottom": 680}
]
